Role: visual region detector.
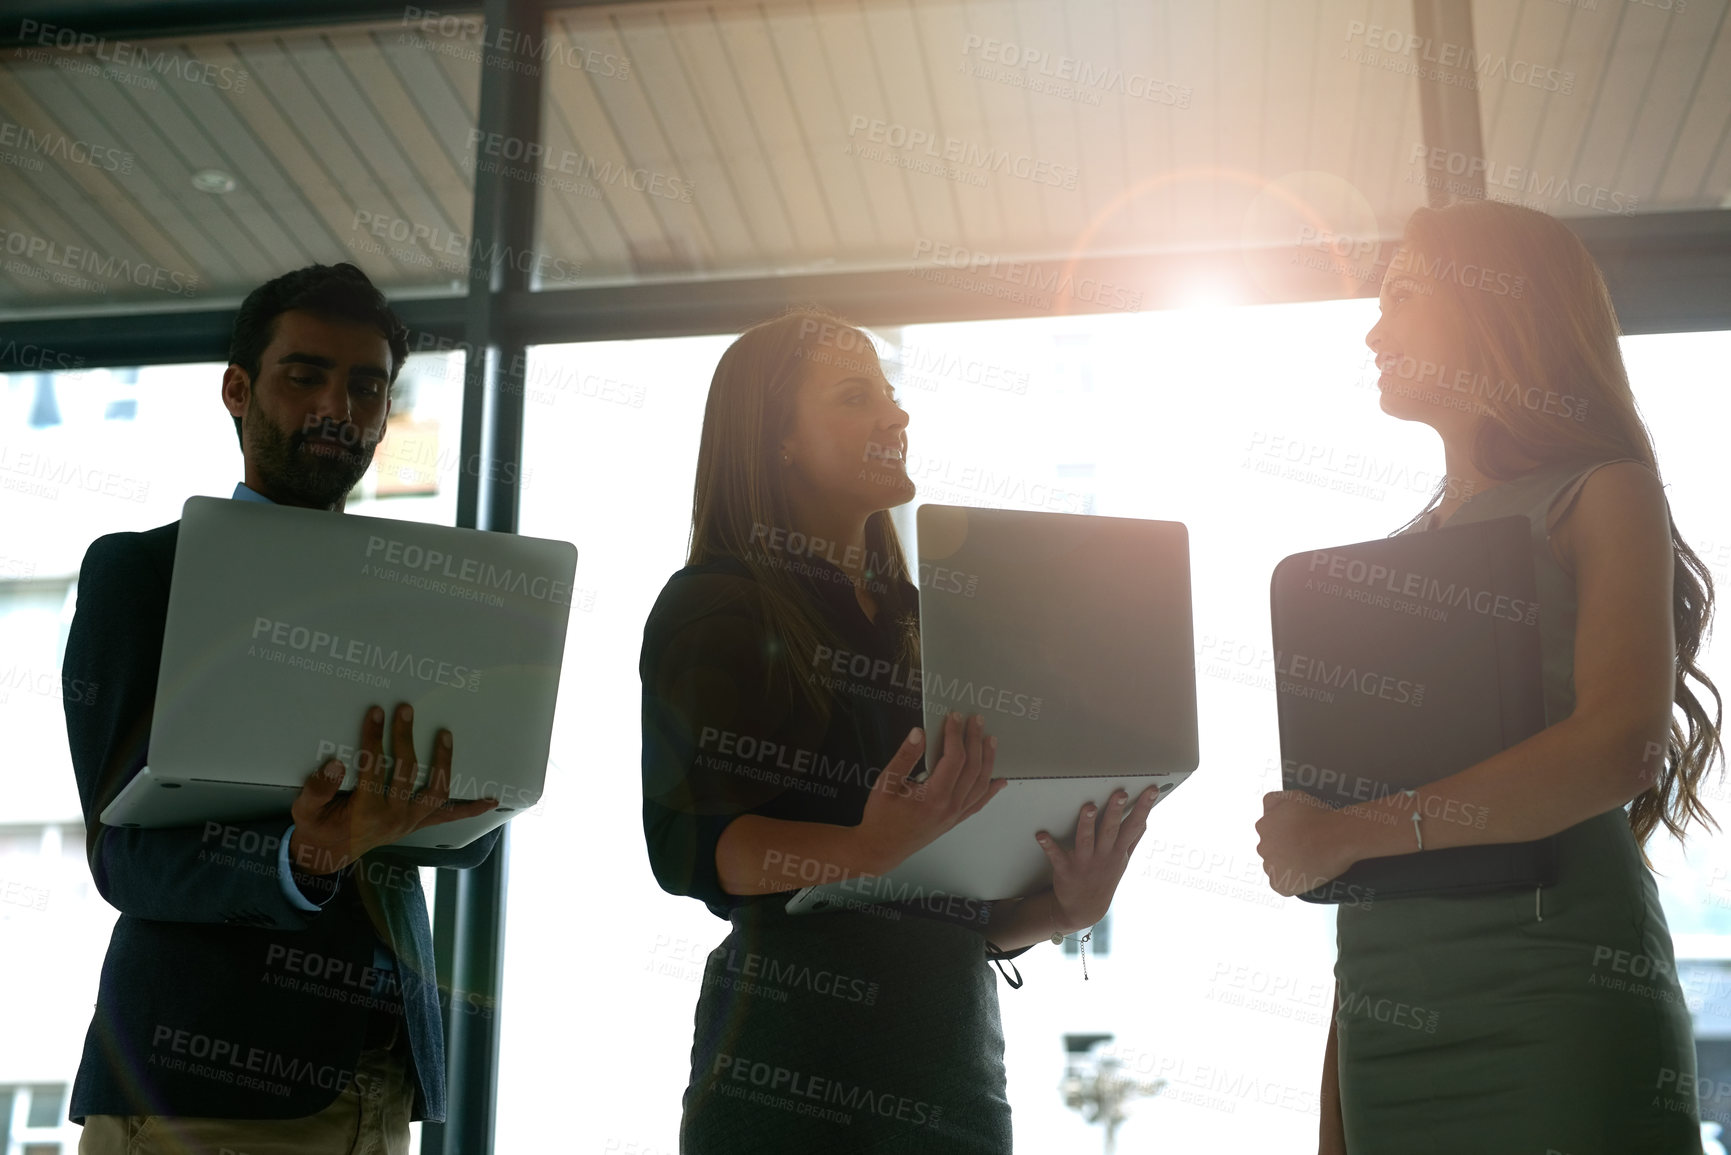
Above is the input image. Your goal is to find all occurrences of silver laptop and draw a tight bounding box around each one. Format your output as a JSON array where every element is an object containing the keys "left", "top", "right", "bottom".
[
  {"left": 788, "top": 504, "right": 1197, "bottom": 910},
  {"left": 99, "top": 496, "right": 577, "bottom": 849}
]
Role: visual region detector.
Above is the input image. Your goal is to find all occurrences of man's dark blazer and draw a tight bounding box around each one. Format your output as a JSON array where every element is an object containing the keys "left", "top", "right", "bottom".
[{"left": 63, "top": 518, "right": 501, "bottom": 1123}]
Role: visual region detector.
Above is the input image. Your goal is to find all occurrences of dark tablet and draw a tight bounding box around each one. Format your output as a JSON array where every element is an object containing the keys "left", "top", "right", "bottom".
[{"left": 1269, "top": 515, "right": 1556, "bottom": 903}]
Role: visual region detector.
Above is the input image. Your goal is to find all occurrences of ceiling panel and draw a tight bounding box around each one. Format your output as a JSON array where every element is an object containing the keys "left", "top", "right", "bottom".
[{"left": 0, "top": 0, "right": 1723, "bottom": 318}]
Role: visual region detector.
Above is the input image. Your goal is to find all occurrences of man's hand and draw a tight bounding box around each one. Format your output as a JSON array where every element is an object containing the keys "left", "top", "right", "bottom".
[{"left": 288, "top": 703, "right": 498, "bottom": 876}]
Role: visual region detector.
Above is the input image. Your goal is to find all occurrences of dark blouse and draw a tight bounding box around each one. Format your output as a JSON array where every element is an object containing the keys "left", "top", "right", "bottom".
[{"left": 640, "top": 553, "right": 927, "bottom": 919}]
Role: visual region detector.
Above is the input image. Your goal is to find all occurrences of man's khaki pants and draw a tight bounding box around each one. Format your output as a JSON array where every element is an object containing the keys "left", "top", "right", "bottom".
[{"left": 78, "top": 1030, "right": 415, "bottom": 1155}]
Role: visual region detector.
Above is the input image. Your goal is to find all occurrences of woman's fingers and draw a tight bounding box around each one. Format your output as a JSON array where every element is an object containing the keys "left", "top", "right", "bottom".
[
  {"left": 957, "top": 714, "right": 987, "bottom": 802},
  {"left": 921, "top": 713, "right": 967, "bottom": 802},
  {"left": 1097, "top": 790, "right": 1130, "bottom": 849},
  {"left": 1035, "top": 828, "right": 1066, "bottom": 875},
  {"left": 1072, "top": 800, "right": 1098, "bottom": 861},
  {"left": 876, "top": 726, "right": 927, "bottom": 799},
  {"left": 955, "top": 725, "right": 994, "bottom": 814},
  {"left": 1115, "top": 787, "right": 1159, "bottom": 858},
  {"left": 957, "top": 777, "right": 1008, "bottom": 823}
]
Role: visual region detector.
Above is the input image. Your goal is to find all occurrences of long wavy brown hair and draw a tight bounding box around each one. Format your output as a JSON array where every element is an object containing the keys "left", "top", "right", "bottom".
[
  {"left": 1397, "top": 199, "right": 1722, "bottom": 848},
  {"left": 687, "top": 309, "right": 920, "bottom": 717}
]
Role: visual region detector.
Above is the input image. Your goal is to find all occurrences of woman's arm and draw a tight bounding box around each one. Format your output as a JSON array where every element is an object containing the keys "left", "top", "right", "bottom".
[
  {"left": 1258, "top": 463, "right": 1678, "bottom": 887},
  {"left": 714, "top": 714, "right": 1006, "bottom": 896},
  {"left": 981, "top": 889, "right": 1068, "bottom": 953},
  {"left": 715, "top": 814, "right": 888, "bottom": 895}
]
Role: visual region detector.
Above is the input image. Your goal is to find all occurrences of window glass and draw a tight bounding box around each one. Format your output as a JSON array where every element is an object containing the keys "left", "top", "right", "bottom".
[
  {"left": 505, "top": 314, "right": 1731, "bottom": 1152},
  {"left": 0, "top": 352, "right": 460, "bottom": 1130}
]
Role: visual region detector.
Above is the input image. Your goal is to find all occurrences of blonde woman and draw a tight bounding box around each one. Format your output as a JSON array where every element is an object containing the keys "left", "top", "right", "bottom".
[{"left": 1256, "top": 200, "right": 1722, "bottom": 1154}]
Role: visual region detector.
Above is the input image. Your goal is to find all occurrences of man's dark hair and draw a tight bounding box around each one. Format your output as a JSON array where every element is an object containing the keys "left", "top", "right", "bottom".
[{"left": 227, "top": 263, "right": 410, "bottom": 448}]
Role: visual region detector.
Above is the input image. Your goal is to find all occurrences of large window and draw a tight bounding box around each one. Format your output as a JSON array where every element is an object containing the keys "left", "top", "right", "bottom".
[
  {"left": 502, "top": 309, "right": 1731, "bottom": 1151},
  {"left": 3, "top": 1, "right": 1728, "bottom": 1149},
  {"left": 0, "top": 352, "right": 460, "bottom": 1144}
]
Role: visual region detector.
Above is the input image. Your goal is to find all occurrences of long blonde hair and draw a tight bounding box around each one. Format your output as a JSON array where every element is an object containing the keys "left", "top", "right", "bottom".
[
  {"left": 1400, "top": 199, "right": 1722, "bottom": 847},
  {"left": 687, "top": 309, "right": 919, "bottom": 716}
]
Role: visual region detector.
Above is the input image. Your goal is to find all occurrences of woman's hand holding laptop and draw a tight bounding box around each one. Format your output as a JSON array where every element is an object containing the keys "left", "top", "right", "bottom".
[
  {"left": 286, "top": 702, "right": 500, "bottom": 876},
  {"left": 1034, "top": 783, "right": 1160, "bottom": 938},
  {"left": 853, "top": 709, "right": 1159, "bottom": 945},
  {"left": 850, "top": 711, "right": 1008, "bottom": 875}
]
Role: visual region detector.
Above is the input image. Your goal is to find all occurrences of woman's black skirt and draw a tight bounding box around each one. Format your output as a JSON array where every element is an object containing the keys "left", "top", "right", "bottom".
[{"left": 679, "top": 899, "right": 1013, "bottom": 1154}]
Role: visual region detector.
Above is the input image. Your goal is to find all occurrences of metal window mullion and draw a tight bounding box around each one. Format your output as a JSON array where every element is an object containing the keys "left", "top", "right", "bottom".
[{"left": 424, "top": 1, "right": 541, "bottom": 1153}]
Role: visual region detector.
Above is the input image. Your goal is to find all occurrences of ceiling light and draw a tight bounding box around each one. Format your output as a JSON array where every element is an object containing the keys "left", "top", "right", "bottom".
[{"left": 191, "top": 169, "right": 236, "bottom": 194}]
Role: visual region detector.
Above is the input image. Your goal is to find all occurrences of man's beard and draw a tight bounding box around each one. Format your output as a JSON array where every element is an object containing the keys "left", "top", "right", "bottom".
[{"left": 248, "top": 403, "right": 380, "bottom": 508}]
